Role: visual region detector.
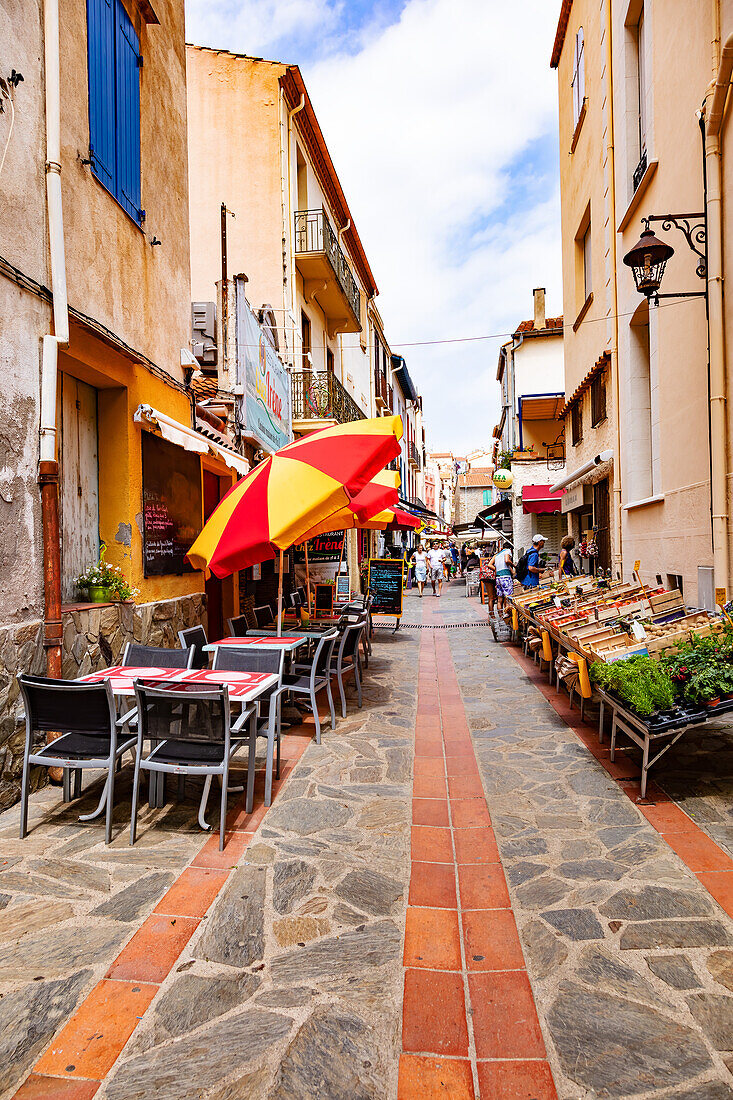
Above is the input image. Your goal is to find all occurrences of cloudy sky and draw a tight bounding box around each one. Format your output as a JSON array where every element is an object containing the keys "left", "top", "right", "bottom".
[{"left": 185, "top": 0, "right": 563, "bottom": 454}]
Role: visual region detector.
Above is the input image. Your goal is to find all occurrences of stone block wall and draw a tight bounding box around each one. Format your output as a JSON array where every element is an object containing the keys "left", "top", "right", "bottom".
[{"left": 0, "top": 593, "right": 206, "bottom": 810}]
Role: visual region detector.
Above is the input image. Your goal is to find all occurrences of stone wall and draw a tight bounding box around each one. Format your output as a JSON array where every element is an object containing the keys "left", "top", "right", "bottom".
[{"left": 0, "top": 593, "right": 206, "bottom": 810}]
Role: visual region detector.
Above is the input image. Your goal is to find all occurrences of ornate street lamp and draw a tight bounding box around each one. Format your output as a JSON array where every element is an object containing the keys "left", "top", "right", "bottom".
[{"left": 622, "top": 215, "right": 707, "bottom": 306}]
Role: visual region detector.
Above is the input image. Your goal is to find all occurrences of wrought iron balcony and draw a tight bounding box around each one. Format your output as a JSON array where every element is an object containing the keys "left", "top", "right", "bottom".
[
  {"left": 291, "top": 370, "right": 365, "bottom": 425},
  {"left": 294, "top": 208, "right": 361, "bottom": 333},
  {"left": 408, "top": 440, "right": 421, "bottom": 470},
  {"left": 632, "top": 149, "right": 648, "bottom": 193}
]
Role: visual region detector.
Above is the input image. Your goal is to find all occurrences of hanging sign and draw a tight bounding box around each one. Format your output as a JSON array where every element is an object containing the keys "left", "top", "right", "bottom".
[
  {"left": 634, "top": 560, "right": 641, "bottom": 575},
  {"left": 236, "top": 284, "right": 292, "bottom": 452}
]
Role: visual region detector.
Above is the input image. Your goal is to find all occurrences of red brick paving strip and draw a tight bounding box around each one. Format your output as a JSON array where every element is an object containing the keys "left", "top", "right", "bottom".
[
  {"left": 507, "top": 643, "right": 733, "bottom": 927},
  {"left": 10, "top": 719, "right": 314, "bottom": 1097},
  {"left": 398, "top": 618, "right": 558, "bottom": 1100}
]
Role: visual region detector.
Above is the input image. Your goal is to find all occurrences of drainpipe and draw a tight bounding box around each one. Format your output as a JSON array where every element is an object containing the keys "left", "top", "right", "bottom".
[
  {"left": 605, "top": 0, "right": 623, "bottom": 579},
  {"left": 39, "top": 0, "right": 69, "bottom": 678},
  {"left": 704, "top": 30, "right": 733, "bottom": 599}
]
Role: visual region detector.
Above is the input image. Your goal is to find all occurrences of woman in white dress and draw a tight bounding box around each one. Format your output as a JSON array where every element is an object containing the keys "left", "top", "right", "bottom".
[{"left": 412, "top": 543, "right": 429, "bottom": 597}]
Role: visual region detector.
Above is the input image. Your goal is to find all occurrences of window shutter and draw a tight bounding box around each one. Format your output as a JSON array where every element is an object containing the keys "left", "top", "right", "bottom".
[
  {"left": 86, "top": 0, "right": 115, "bottom": 192},
  {"left": 114, "top": 0, "right": 142, "bottom": 223}
]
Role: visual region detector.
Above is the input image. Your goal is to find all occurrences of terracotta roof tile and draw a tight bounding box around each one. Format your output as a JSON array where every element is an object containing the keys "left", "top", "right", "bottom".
[
  {"left": 514, "top": 316, "right": 564, "bottom": 337},
  {"left": 551, "top": 0, "right": 574, "bottom": 69}
]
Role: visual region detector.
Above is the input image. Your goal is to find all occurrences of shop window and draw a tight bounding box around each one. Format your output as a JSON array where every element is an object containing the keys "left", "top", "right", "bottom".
[
  {"left": 571, "top": 401, "right": 583, "bottom": 446},
  {"left": 591, "top": 371, "right": 607, "bottom": 426},
  {"left": 572, "top": 27, "right": 585, "bottom": 128},
  {"left": 86, "top": 0, "right": 143, "bottom": 224}
]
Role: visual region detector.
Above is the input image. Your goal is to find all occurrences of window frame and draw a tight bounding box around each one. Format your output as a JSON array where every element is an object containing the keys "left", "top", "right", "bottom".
[
  {"left": 571, "top": 400, "right": 583, "bottom": 446},
  {"left": 572, "top": 26, "right": 585, "bottom": 128},
  {"left": 591, "top": 371, "right": 607, "bottom": 427},
  {"left": 86, "top": 0, "right": 144, "bottom": 226},
  {"left": 582, "top": 222, "right": 592, "bottom": 302},
  {"left": 301, "top": 311, "right": 312, "bottom": 373}
]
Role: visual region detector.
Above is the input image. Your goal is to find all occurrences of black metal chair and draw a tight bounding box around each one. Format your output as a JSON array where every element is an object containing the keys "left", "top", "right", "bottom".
[
  {"left": 212, "top": 647, "right": 286, "bottom": 811},
  {"left": 18, "top": 675, "right": 136, "bottom": 844},
  {"left": 130, "top": 680, "right": 255, "bottom": 850},
  {"left": 178, "top": 626, "right": 209, "bottom": 669},
  {"left": 122, "top": 642, "right": 194, "bottom": 668},
  {"left": 226, "top": 615, "right": 249, "bottom": 637},
  {"left": 254, "top": 605, "right": 275, "bottom": 629},
  {"left": 284, "top": 630, "right": 339, "bottom": 743},
  {"left": 329, "top": 621, "right": 365, "bottom": 717}
]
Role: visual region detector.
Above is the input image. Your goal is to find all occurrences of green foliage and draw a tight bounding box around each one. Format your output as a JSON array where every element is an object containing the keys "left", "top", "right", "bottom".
[
  {"left": 661, "top": 629, "right": 733, "bottom": 703},
  {"left": 76, "top": 545, "right": 139, "bottom": 603},
  {"left": 590, "top": 656, "right": 676, "bottom": 717},
  {"left": 497, "top": 450, "right": 513, "bottom": 470}
]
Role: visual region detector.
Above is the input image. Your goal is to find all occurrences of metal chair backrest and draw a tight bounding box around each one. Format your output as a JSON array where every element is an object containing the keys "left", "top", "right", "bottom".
[
  {"left": 338, "top": 621, "right": 364, "bottom": 664},
  {"left": 122, "top": 643, "right": 194, "bottom": 668},
  {"left": 177, "top": 626, "right": 209, "bottom": 669},
  {"left": 312, "top": 629, "right": 338, "bottom": 683},
  {"left": 227, "top": 615, "right": 249, "bottom": 637},
  {"left": 212, "top": 646, "right": 284, "bottom": 683},
  {"left": 241, "top": 596, "right": 258, "bottom": 630},
  {"left": 254, "top": 606, "right": 274, "bottom": 629},
  {"left": 135, "top": 680, "right": 230, "bottom": 744},
  {"left": 19, "top": 674, "right": 117, "bottom": 739},
  {"left": 289, "top": 591, "right": 302, "bottom": 611}
]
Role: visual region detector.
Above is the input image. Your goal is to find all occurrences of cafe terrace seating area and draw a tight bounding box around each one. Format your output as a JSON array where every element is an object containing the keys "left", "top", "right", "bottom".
[{"left": 16, "top": 589, "right": 373, "bottom": 851}]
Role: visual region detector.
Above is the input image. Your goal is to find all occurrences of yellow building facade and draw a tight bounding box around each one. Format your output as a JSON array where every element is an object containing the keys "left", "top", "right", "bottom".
[{"left": 553, "top": 0, "right": 733, "bottom": 605}]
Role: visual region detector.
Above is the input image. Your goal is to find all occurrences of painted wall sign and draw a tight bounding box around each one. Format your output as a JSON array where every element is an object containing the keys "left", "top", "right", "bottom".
[
  {"left": 236, "top": 282, "right": 292, "bottom": 453},
  {"left": 293, "top": 531, "right": 345, "bottom": 563}
]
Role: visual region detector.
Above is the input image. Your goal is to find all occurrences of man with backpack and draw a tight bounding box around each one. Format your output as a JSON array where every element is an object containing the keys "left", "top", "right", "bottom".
[{"left": 515, "top": 533, "right": 547, "bottom": 588}]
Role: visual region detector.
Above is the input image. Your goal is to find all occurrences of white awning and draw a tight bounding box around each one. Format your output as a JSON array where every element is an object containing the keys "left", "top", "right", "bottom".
[{"left": 133, "top": 404, "right": 250, "bottom": 476}]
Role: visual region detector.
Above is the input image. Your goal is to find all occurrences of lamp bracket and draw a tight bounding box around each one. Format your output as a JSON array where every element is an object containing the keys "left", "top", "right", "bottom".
[{"left": 643, "top": 213, "right": 706, "bottom": 278}]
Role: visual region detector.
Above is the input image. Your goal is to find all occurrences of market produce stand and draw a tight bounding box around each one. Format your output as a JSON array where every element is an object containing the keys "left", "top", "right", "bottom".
[{"left": 503, "top": 575, "right": 730, "bottom": 798}]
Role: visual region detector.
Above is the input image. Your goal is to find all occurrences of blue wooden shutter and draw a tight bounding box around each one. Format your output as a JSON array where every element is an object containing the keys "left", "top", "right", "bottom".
[
  {"left": 483, "top": 489, "right": 490, "bottom": 506},
  {"left": 86, "top": 0, "right": 115, "bottom": 192},
  {"left": 114, "top": 0, "right": 142, "bottom": 222}
]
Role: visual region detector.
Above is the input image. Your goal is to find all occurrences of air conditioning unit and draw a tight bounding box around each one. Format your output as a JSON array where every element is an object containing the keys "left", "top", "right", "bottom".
[{"left": 192, "top": 302, "right": 217, "bottom": 366}]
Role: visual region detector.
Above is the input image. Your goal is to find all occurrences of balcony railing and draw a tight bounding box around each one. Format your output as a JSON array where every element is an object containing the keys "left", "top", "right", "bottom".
[
  {"left": 632, "top": 149, "right": 648, "bottom": 193},
  {"left": 375, "top": 370, "right": 393, "bottom": 410},
  {"left": 291, "top": 370, "right": 365, "bottom": 425},
  {"left": 294, "top": 208, "right": 361, "bottom": 325},
  {"left": 408, "top": 440, "right": 421, "bottom": 470}
]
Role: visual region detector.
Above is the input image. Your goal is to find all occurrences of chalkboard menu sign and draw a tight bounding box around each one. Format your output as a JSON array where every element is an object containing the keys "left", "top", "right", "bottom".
[
  {"left": 314, "top": 583, "right": 334, "bottom": 614},
  {"left": 368, "top": 558, "right": 404, "bottom": 617},
  {"left": 336, "top": 574, "right": 350, "bottom": 601},
  {"left": 142, "top": 432, "right": 202, "bottom": 576}
]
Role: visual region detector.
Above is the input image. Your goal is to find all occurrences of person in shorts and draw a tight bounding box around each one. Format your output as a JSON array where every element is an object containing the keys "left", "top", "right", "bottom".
[
  {"left": 491, "top": 542, "right": 515, "bottom": 616},
  {"left": 412, "top": 543, "right": 428, "bottom": 597},
  {"left": 428, "top": 544, "right": 445, "bottom": 596}
]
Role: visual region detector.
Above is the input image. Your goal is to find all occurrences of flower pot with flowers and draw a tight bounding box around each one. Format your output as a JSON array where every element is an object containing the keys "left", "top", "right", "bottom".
[{"left": 76, "top": 547, "right": 139, "bottom": 605}]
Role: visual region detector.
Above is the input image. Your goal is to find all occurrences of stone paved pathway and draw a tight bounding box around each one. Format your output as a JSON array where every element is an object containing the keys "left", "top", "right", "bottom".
[{"left": 6, "top": 586, "right": 733, "bottom": 1097}]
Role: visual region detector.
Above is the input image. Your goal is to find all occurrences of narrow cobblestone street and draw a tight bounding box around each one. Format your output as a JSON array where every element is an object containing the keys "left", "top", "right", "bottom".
[{"left": 6, "top": 586, "right": 733, "bottom": 1097}]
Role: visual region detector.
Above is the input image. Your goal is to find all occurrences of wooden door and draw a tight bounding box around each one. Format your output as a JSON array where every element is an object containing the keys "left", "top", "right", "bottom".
[
  {"left": 59, "top": 375, "right": 100, "bottom": 601},
  {"left": 593, "top": 478, "right": 611, "bottom": 573}
]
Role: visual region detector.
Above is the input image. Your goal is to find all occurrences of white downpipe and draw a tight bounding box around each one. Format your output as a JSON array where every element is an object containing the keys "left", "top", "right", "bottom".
[
  {"left": 40, "top": 0, "right": 69, "bottom": 463},
  {"left": 705, "top": 30, "right": 733, "bottom": 598}
]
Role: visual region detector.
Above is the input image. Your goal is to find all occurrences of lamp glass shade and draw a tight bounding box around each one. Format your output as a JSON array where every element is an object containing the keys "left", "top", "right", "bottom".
[{"left": 622, "top": 228, "right": 674, "bottom": 296}]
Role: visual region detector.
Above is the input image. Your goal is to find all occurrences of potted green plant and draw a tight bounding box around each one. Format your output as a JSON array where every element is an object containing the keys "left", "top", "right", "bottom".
[{"left": 76, "top": 547, "right": 139, "bottom": 605}]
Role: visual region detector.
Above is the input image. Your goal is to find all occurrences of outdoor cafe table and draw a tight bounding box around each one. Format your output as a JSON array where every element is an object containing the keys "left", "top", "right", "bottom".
[
  {"left": 202, "top": 635, "right": 306, "bottom": 654},
  {"left": 76, "top": 666, "right": 279, "bottom": 816}
]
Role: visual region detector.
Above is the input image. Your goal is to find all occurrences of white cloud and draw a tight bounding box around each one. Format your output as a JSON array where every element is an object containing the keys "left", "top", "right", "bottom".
[
  {"left": 185, "top": 0, "right": 343, "bottom": 56},
  {"left": 305, "top": 0, "right": 562, "bottom": 452}
]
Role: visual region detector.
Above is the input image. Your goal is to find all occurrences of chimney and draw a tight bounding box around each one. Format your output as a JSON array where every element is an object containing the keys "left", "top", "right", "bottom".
[{"left": 533, "top": 287, "right": 546, "bottom": 330}]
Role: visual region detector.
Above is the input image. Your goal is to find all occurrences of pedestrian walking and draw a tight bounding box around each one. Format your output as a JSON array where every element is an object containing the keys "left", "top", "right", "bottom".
[
  {"left": 460, "top": 545, "right": 467, "bottom": 576},
  {"left": 491, "top": 541, "right": 514, "bottom": 617},
  {"left": 450, "top": 542, "right": 459, "bottom": 576},
  {"left": 428, "top": 543, "right": 445, "bottom": 596},
  {"left": 522, "top": 533, "right": 546, "bottom": 588},
  {"left": 558, "top": 535, "right": 577, "bottom": 577},
  {"left": 413, "top": 543, "right": 429, "bottom": 597}
]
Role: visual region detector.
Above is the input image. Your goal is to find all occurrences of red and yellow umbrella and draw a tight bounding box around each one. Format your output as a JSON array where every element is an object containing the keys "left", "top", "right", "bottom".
[{"left": 187, "top": 416, "right": 402, "bottom": 578}]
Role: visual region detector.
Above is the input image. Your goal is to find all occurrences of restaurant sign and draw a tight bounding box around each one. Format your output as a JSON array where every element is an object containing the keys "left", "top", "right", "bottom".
[
  {"left": 235, "top": 283, "right": 292, "bottom": 453},
  {"left": 292, "top": 531, "right": 345, "bottom": 563}
]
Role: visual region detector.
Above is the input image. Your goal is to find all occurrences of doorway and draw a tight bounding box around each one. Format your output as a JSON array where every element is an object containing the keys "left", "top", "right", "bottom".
[
  {"left": 58, "top": 375, "right": 100, "bottom": 601},
  {"left": 203, "top": 470, "right": 230, "bottom": 641},
  {"left": 593, "top": 478, "right": 611, "bottom": 573}
]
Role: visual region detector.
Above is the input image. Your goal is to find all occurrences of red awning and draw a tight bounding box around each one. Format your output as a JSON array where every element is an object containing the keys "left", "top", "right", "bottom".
[{"left": 522, "top": 484, "right": 564, "bottom": 515}]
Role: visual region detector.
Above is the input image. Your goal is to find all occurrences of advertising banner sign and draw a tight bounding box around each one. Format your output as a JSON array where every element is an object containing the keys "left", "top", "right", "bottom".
[
  {"left": 236, "top": 285, "right": 292, "bottom": 453},
  {"left": 292, "top": 531, "right": 345, "bottom": 563}
]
